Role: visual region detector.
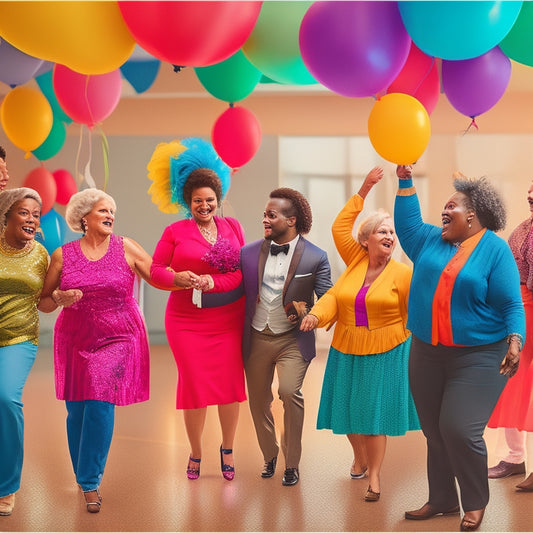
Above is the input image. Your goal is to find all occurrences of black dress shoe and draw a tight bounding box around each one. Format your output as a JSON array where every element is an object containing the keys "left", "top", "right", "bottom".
[
  {"left": 261, "top": 456, "right": 277, "bottom": 478},
  {"left": 282, "top": 467, "right": 299, "bottom": 486},
  {"left": 405, "top": 502, "right": 460, "bottom": 520},
  {"left": 516, "top": 472, "right": 533, "bottom": 491}
]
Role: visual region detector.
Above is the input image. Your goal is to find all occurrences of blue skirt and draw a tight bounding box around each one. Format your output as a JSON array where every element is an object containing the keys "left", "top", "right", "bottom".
[{"left": 316, "top": 336, "right": 420, "bottom": 436}]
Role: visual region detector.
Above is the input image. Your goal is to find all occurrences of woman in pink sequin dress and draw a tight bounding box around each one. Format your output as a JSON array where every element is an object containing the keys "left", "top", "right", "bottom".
[{"left": 39, "top": 188, "right": 157, "bottom": 513}]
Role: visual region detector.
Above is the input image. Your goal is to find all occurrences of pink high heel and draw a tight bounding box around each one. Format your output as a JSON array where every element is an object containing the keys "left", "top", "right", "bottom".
[
  {"left": 186, "top": 456, "right": 201, "bottom": 480},
  {"left": 220, "top": 446, "right": 235, "bottom": 481}
]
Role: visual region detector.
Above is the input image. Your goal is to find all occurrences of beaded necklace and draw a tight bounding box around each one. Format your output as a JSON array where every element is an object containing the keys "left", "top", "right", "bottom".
[
  {"left": 0, "top": 231, "right": 35, "bottom": 257},
  {"left": 196, "top": 221, "right": 217, "bottom": 244}
]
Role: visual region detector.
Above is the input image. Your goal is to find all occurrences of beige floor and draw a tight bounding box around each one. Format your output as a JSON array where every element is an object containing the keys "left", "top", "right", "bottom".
[{"left": 1, "top": 330, "right": 532, "bottom": 532}]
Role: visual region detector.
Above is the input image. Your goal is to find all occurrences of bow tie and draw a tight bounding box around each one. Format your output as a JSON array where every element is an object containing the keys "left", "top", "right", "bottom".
[{"left": 270, "top": 243, "right": 290, "bottom": 256}]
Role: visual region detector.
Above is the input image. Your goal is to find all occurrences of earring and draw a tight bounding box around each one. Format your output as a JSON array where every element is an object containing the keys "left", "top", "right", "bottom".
[
  {"left": 82, "top": 219, "right": 87, "bottom": 233},
  {"left": 468, "top": 219, "right": 472, "bottom": 229}
]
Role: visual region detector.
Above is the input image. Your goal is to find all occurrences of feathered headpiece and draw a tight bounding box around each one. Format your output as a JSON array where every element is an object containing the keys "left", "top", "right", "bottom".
[{"left": 147, "top": 137, "right": 231, "bottom": 217}]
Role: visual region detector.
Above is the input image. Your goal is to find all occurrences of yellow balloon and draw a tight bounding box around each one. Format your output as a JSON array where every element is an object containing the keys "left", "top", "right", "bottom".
[
  {"left": 0, "top": 1, "right": 135, "bottom": 75},
  {"left": 368, "top": 93, "right": 431, "bottom": 165},
  {"left": 1, "top": 86, "right": 53, "bottom": 158}
]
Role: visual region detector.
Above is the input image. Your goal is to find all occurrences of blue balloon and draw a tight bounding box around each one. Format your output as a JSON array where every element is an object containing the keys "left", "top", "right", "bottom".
[
  {"left": 120, "top": 59, "right": 160, "bottom": 94},
  {"left": 399, "top": 1, "right": 522, "bottom": 60},
  {"left": 36, "top": 208, "right": 63, "bottom": 254},
  {"left": 57, "top": 211, "right": 80, "bottom": 245}
]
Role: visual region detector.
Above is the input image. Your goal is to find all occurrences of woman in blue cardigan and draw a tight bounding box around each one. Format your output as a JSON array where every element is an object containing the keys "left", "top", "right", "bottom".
[{"left": 395, "top": 165, "right": 525, "bottom": 532}]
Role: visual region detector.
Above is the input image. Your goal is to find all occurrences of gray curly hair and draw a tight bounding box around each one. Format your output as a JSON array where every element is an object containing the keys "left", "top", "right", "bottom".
[
  {"left": 0, "top": 187, "right": 42, "bottom": 231},
  {"left": 453, "top": 175, "right": 506, "bottom": 232},
  {"left": 65, "top": 188, "right": 116, "bottom": 233}
]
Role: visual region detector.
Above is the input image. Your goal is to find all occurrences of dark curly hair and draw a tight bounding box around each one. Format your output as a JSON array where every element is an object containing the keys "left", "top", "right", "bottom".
[
  {"left": 270, "top": 187, "right": 312, "bottom": 235},
  {"left": 0, "top": 145, "right": 6, "bottom": 161},
  {"left": 182, "top": 168, "right": 223, "bottom": 207},
  {"left": 453, "top": 176, "right": 506, "bottom": 232}
]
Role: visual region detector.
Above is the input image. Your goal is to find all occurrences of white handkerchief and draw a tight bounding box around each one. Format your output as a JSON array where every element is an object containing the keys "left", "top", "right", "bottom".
[{"left": 192, "top": 288, "right": 203, "bottom": 308}]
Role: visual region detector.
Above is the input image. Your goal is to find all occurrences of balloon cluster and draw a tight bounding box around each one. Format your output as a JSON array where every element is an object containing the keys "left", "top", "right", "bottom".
[{"left": 0, "top": 1, "right": 528, "bottom": 168}]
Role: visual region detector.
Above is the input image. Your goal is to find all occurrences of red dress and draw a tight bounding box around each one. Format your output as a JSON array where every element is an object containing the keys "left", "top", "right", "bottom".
[{"left": 151, "top": 216, "right": 246, "bottom": 409}]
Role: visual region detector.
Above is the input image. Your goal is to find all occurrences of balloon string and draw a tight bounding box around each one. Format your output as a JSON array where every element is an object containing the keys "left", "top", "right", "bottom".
[
  {"left": 84, "top": 75, "right": 97, "bottom": 130},
  {"left": 97, "top": 124, "right": 110, "bottom": 191},
  {"left": 462, "top": 117, "right": 479, "bottom": 135},
  {"left": 84, "top": 128, "right": 96, "bottom": 188},
  {"left": 412, "top": 55, "right": 435, "bottom": 96},
  {"left": 74, "top": 124, "right": 84, "bottom": 187}
]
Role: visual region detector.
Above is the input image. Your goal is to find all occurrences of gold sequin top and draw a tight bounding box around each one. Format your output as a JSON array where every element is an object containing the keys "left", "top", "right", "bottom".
[{"left": 0, "top": 240, "right": 48, "bottom": 346}]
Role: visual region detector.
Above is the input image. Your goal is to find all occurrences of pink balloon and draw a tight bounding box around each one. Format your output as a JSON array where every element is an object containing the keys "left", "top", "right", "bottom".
[
  {"left": 23, "top": 166, "right": 57, "bottom": 215},
  {"left": 299, "top": 1, "right": 411, "bottom": 97},
  {"left": 52, "top": 168, "right": 77, "bottom": 205},
  {"left": 442, "top": 46, "right": 511, "bottom": 118},
  {"left": 118, "top": 1, "right": 262, "bottom": 67},
  {"left": 211, "top": 106, "right": 261, "bottom": 169},
  {"left": 53, "top": 64, "right": 122, "bottom": 127}
]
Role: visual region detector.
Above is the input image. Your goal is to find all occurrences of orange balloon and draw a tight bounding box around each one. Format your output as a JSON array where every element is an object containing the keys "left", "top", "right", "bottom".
[{"left": 368, "top": 93, "right": 431, "bottom": 165}]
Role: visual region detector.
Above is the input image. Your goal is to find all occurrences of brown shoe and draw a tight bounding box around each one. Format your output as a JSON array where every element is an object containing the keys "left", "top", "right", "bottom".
[
  {"left": 364, "top": 486, "right": 380, "bottom": 502},
  {"left": 405, "top": 502, "right": 460, "bottom": 520},
  {"left": 83, "top": 488, "right": 102, "bottom": 514},
  {"left": 488, "top": 460, "right": 525, "bottom": 479},
  {"left": 0, "top": 493, "right": 15, "bottom": 516},
  {"left": 516, "top": 472, "right": 533, "bottom": 491},
  {"left": 460, "top": 508, "right": 485, "bottom": 532}
]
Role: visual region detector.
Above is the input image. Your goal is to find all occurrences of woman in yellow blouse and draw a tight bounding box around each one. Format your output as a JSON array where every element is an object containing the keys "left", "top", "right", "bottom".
[
  {"left": 301, "top": 167, "right": 419, "bottom": 502},
  {"left": 0, "top": 188, "right": 48, "bottom": 517}
]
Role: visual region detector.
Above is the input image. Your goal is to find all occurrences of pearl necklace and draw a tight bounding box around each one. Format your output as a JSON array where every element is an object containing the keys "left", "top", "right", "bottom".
[{"left": 197, "top": 221, "right": 217, "bottom": 244}]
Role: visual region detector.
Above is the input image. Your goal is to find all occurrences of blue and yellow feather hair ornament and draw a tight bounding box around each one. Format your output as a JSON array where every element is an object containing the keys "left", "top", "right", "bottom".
[{"left": 147, "top": 137, "right": 231, "bottom": 217}]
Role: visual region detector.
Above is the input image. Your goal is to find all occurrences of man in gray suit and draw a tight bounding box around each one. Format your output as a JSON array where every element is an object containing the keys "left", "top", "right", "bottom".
[{"left": 240, "top": 188, "right": 332, "bottom": 486}]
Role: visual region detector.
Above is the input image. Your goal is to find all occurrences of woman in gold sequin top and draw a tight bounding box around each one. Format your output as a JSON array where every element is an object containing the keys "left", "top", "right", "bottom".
[{"left": 0, "top": 188, "right": 48, "bottom": 517}]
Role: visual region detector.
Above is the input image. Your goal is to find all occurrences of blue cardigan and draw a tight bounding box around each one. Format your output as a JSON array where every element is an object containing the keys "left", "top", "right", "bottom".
[{"left": 394, "top": 178, "right": 525, "bottom": 346}]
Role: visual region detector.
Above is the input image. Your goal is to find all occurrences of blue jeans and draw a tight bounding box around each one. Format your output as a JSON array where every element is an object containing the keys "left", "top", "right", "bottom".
[
  {"left": 0, "top": 342, "right": 37, "bottom": 497},
  {"left": 65, "top": 400, "right": 115, "bottom": 491}
]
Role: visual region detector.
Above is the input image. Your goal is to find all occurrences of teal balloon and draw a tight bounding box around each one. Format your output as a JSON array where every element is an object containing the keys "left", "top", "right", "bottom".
[
  {"left": 120, "top": 59, "right": 160, "bottom": 93},
  {"left": 242, "top": 1, "right": 317, "bottom": 85},
  {"left": 32, "top": 114, "right": 66, "bottom": 161},
  {"left": 35, "top": 70, "right": 73, "bottom": 125},
  {"left": 56, "top": 210, "right": 80, "bottom": 244},
  {"left": 36, "top": 208, "right": 63, "bottom": 254},
  {"left": 399, "top": 1, "right": 522, "bottom": 60},
  {"left": 500, "top": 2, "right": 533, "bottom": 66},
  {"left": 194, "top": 50, "right": 261, "bottom": 102}
]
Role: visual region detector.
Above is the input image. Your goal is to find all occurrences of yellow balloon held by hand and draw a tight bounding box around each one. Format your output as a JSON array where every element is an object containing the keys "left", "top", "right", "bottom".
[
  {"left": 368, "top": 93, "right": 431, "bottom": 165},
  {"left": 0, "top": 86, "right": 53, "bottom": 159}
]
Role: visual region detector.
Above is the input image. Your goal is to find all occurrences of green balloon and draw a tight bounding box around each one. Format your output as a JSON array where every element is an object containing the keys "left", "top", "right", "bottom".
[
  {"left": 194, "top": 50, "right": 262, "bottom": 102},
  {"left": 242, "top": 1, "right": 317, "bottom": 85},
  {"left": 32, "top": 114, "right": 66, "bottom": 161},
  {"left": 500, "top": 2, "right": 533, "bottom": 67},
  {"left": 35, "top": 70, "right": 73, "bottom": 125}
]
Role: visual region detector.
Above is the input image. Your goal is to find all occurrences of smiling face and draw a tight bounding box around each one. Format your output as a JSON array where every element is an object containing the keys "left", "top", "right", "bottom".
[
  {"left": 84, "top": 199, "right": 115, "bottom": 236},
  {"left": 362, "top": 217, "right": 396, "bottom": 260},
  {"left": 262, "top": 197, "right": 297, "bottom": 243},
  {"left": 441, "top": 191, "right": 473, "bottom": 243},
  {"left": 190, "top": 187, "right": 217, "bottom": 225},
  {"left": 4, "top": 198, "right": 41, "bottom": 248}
]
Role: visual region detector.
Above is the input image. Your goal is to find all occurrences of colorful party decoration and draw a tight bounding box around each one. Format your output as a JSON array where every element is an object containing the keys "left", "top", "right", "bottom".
[
  {"left": 368, "top": 93, "right": 431, "bottom": 165},
  {"left": 398, "top": 1, "right": 522, "bottom": 61},
  {"left": 0, "top": 86, "right": 53, "bottom": 158},
  {"left": 32, "top": 115, "right": 67, "bottom": 161},
  {"left": 52, "top": 169, "right": 78, "bottom": 205},
  {"left": 211, "top": 105, "right": 262, "bottom": 169},
  {"left": 35, "top": 208, "right": 63, "bottom": 254},
  {"left": 120, "top": 59, "right": 161, "bottom": 94},
  {"left": 22, "top": 166, "right": 57, "bottom": 215},
  {"left": 243, "top": 1, "right": 316, "bottom": 85},
  {"left": 500, "top": 1, "right": 533, "bottom": 67},
  {"left": 442, "top": 46, "right": 511, "bottom": 118},
  {"left": 299, "top": 1, "right": 411, "bottom": 97},
  {"left": 0, "top": 38, "right": 43, "bottom": 87},
  {"left": 53, "top": 64, "right": 122, "bottom": 128},
  {"left": 118, "top": 1, "right": 262, "bottom": 67},
  {"left": 35, "top": 70, "right": 73, "bottom": 125}
]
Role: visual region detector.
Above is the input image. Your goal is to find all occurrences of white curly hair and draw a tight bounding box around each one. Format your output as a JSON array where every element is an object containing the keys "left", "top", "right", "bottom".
[
  {"left": 0, "top": 187, "right": 42, "bottom": 231},
  {"left": 65, "top": 188, "right": 116, "bottom": 233}
]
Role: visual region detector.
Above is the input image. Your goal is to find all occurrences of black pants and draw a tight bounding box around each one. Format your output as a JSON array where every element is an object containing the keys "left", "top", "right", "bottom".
[{"left": 409, "top": 336, "right": 508, "bottom": 511}]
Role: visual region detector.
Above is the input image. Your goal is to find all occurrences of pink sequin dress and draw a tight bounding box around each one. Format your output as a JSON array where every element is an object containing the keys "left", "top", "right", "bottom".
[{"left": 54, "top": 234, "right": 149, "bottom": 406}]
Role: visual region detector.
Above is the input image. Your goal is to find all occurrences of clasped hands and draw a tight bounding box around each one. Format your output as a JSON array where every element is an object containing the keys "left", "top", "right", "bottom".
[
  {"left": 52, "top": 289, "right": 83, "bottom": 307},
  {"left": 173, "top": 270, "right": 214, "bottom": 291}
]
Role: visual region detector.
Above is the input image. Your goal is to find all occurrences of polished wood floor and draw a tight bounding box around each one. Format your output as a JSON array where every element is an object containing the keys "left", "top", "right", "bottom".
[{"left": 2, "top": 330, "right": 532, "bottom": 532}]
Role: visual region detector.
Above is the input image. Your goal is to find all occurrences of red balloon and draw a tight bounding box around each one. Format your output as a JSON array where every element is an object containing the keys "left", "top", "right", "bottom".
[
  {"left": 23, "top": 166, "right": 57, "bottom": 215},
  {"left": 118, "top": 1, "right": 262, "bottom": 67},
  {"left": 211, "top": 106, "right": 261, "bottom": 169},
  {"left": 52, "top": 168, "right": 77, "bottom": 205},
  {"left": 387, "top": 43, "right": 440, "bottom": 115}
]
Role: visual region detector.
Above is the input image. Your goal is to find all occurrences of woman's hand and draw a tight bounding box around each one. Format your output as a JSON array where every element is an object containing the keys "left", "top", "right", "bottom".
[
  {"left": 396, "top": 165, "right": 413, "bottom": 180},
  {"left": 358, "top": 166, "right": 384, "bottom": 199},
  {"left": 173, "top": 270, "right": 201, "bottom": 289},
  {"left": 52, "top": 289, "right": 83, "bottom": 307},
  {"left": 300, "top": 314, "right": 319, "bottom": 332},
  {"left": 500, "top": 338, "right": 521, "bottom": 377},
  {"left": 196, "top": 274, "right": 214, "bottom": 291}
]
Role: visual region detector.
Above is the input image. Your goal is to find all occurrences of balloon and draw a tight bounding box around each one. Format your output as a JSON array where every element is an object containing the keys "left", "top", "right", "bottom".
[
  {"left": 386, "top": 43, "right": 440, "bottom": 115},
  {"left": 32, "top": 115, "right": 67, "bottom": 161},
  {"left": 398, "top": 1, "right": 522, "bottom": 60},
  {"left": 442, "top": 47, "right": 511, "bottom": 118},
  {"left": 0, "top": 2, "right": 135, "bottom": 74},
  {"left": 35, "top": 208, "right": 63, "bottom": 254},
  {"left": 53, "top": 64, "right": 122, "bottom": 128},
  {"left": 299, "top": 2, "right": 411, "bottom": 97},
  {"left": 0, "top": 38, "right": 43, "bottom": 86},
  {"left": 120, "top": 59, "right": 161, "bottom": 94},
  {"left": 22, "top": 167, "right": 57, "bottom": 215},
  {"left": 368, "top": 93, "right": 431, "bottom": 165},
  {"left": 211, "top": 105, "right": 262, "bottom": 169},
  {"left": 0, "top": 86, "right": 53, "bottom": 158},
  {"left": 118, "top": 1, "right": 262, "bottom": 67},
  {"left": 35, "top": 70, "right": 73, "bottom": 125},
  {"left": 242, "top": 1, "right": 316, "bottom": 85},
  {"left": 52, "top": 169, "right": 77, "bottom": 205},
  {"left": 57, "top": 211, "right": 80, "bottom": 245},
  {"left": 195, "top": 51, "right": 262, "bottom": 102},
  {"left": 500, "top": 2, "right": 533, "bottom": 66}
]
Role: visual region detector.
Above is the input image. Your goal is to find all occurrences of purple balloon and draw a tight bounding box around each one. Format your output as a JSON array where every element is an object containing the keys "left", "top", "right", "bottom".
[
  {"left": 299, "top": 1, "right": 411, "bottom": 97},
  {"left": 442, "top": 46, "right": 511, "bottom": 118},
  {"left": 0, "top": 38, "right": 44, "bottom": 86}
]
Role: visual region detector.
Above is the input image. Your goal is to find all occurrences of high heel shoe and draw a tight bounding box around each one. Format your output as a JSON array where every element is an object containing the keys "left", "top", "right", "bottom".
[
  {"left": 460, "top": 508, "right": 485, "bottom": 532},
  {"left": 220, "top": 446, "right": 235, "bottom": 481},
  {"left": 83, "top": 488, "right": 102, "bottom": 513},
  {"left": 187, "top": 456, "right": 201, "bottom": 480}
]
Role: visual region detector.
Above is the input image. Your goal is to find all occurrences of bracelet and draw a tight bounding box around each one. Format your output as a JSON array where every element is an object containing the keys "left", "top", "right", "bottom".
[{"left": 506, "top": 333, "right": 524, "bottom": 351}]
